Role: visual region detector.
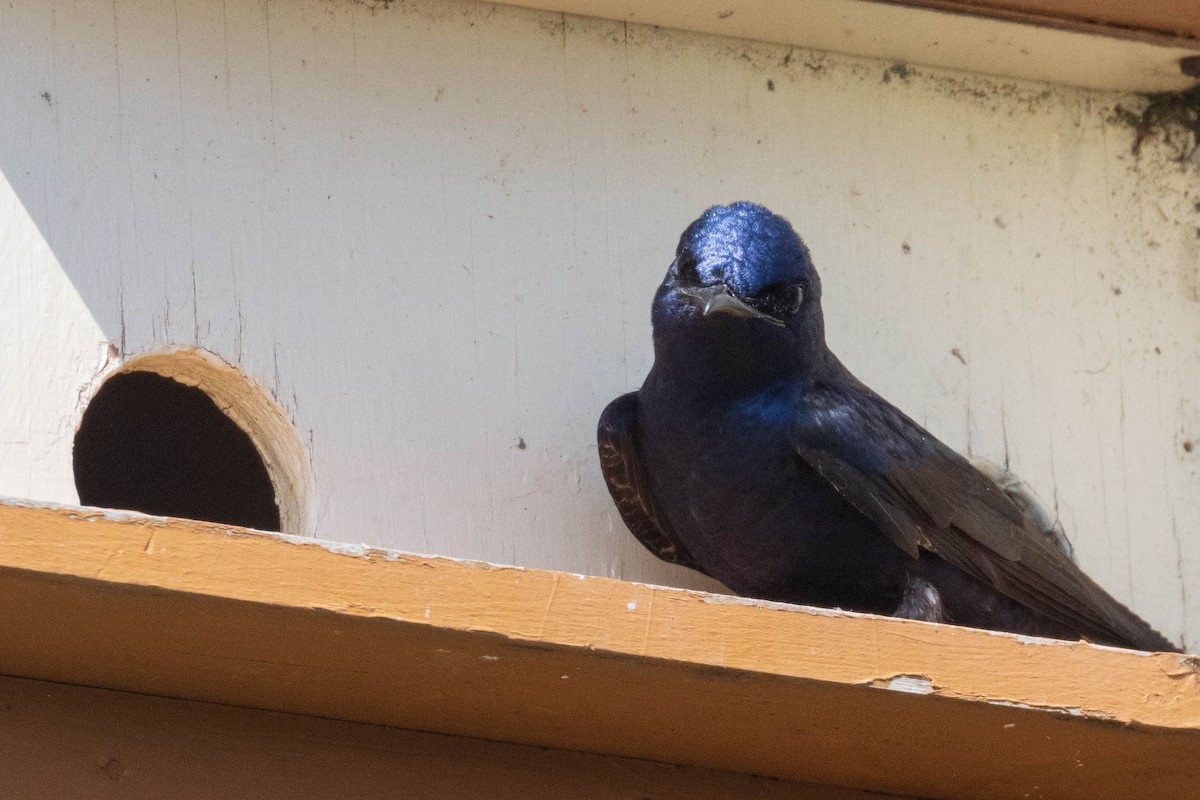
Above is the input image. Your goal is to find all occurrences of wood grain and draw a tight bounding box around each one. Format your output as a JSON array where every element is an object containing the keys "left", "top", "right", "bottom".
[{"left": 0, "top": 675, "right": 888, "bottom": 799}]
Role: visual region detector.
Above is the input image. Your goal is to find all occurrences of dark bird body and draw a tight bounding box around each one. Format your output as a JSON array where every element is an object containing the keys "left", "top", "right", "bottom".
[{"left": 598, "top": 202, "right": 1177, "bottom": 652}]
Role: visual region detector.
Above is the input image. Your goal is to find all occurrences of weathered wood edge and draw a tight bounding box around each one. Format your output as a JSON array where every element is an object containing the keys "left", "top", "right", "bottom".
[
  {"left": 1, "top": 498, "right": 1198, "bottom": 798},
  {"left": 498, "top": 0, "right": 1200, "bottom": 92}
]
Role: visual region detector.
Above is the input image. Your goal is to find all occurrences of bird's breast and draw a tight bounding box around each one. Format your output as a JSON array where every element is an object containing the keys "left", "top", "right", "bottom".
[
  {"left": 639, "top": 378, "right": 811, "bottom": 588},
  {"left": 638, "top": 373, "right": 905, "bottom": 610}
]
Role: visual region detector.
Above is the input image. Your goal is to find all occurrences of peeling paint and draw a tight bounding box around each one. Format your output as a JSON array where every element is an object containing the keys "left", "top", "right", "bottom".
[
  {"left": 986, "top": 699, "right": 1087, "bottom": 717},
  {"left": 871, "top": 674, "right": 936, "bottom": 695},
  {"left": 1162, "top": 655, "right": 1200, "bottom": 680},
  {"left": 1014, "top": 634, "right": 1068, "bottom": 646}
]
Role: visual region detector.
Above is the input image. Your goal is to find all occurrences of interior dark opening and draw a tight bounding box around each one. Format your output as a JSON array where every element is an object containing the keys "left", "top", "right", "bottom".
[{"left": 73, "top": 370, "right": 281, "bottom": 531}]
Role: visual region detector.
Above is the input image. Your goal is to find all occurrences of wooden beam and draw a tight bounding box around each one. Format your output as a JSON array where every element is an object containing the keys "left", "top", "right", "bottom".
[
  {"left": 498, "top": 0, "right": 1200, "bottom": 91},
  {"left": 0, "top": 674, "right": 890, "bottom": 799},
  {"left": 893, "top": 1, "right": 1200, "bottom": 42},
  {"left": 0, "top": 499, "right": 1198, "bottom": 799}
]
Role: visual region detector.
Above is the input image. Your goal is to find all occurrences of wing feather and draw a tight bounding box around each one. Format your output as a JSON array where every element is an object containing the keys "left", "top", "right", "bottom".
[
  {"left": 598, "top": 392, "right": 706, "bottom": 573},
  {"left": 796, "top": 379, "right": 1175, "bottom": 652}
]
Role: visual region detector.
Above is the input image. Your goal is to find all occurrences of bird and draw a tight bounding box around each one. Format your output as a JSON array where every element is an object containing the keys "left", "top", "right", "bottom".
[{"left": 597, "top": 201, "right": 1178, "bottom": 652}]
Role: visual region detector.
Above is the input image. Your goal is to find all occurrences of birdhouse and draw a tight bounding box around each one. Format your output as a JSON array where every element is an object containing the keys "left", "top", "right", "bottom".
[{"left": 1, "top": 0, "right": 1198, "bottom": 796}]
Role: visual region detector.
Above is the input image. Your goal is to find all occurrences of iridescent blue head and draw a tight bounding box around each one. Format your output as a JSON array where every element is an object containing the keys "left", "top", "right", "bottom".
[
  {"left": 675, "top": 202, "right": 818, "bottom": 315},
  {"left": 652, "top": 202, "right": 827, "bottom": 380}
]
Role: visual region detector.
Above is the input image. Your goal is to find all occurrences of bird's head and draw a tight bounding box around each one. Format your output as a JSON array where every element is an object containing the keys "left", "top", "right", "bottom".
[{"left": 652, "top": 203, "right": 827, "bottom": 380}]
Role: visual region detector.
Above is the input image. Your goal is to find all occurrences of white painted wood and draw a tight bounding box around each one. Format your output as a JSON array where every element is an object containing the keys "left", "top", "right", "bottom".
[
  {"left": 0, "top": 0, "right": 1197, "bottom": 647},
  {"left": 503, "top": 0, "right": 1200, "bottom": 92}
]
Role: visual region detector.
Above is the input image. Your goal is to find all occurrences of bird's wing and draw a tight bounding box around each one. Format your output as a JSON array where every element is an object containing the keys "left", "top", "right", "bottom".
[
  {"left": 794, "top": 379, "right": 1174, "bottom": 651},
  {"left": 598, "top": 392, "right": 707, "bottom": 573}
]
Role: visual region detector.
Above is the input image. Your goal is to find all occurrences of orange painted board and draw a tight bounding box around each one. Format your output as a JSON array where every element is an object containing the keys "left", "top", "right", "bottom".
[
  {"left": 0, "top": 499, "right": 1198, "bottom": 799},
  {"left": 0, "top": 674, "right": 896, "bottom": 799}
]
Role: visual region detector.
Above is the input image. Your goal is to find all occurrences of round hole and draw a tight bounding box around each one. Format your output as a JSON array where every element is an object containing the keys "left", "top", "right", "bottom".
[{"left": 72, "top": 349, "right": 312, "bottom": 534}]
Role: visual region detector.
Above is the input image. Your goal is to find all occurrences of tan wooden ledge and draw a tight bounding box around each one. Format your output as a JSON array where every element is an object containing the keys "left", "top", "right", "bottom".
[{"left": 0, "top": 498, "right": 1197, "bottom": 799}]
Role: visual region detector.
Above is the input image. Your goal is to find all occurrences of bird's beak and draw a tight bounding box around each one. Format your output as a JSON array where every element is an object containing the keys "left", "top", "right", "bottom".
[{"left": 680, "top": 284, "right": 784, "bottom": 326}]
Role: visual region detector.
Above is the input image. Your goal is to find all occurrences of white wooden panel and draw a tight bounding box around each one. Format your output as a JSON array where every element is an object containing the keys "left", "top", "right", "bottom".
[{"left": 0, "top": 0, "right": 1197, "bottom": 646}]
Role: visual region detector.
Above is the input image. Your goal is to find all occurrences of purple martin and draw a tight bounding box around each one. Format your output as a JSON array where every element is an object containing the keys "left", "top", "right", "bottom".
[{"left": 598, "top": 202, "right": 1177, "bottom": 652}]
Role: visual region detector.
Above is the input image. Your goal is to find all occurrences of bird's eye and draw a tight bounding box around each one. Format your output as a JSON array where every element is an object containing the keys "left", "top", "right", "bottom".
[
  {"left": 676, "top": 253, "right": 700, "bottom": 285},
  {"left": 752, "top": 282, "right": 805, "bottom": 317},
  {"left": 790, "top": 284, "right": 805, "bottom": 311}
]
